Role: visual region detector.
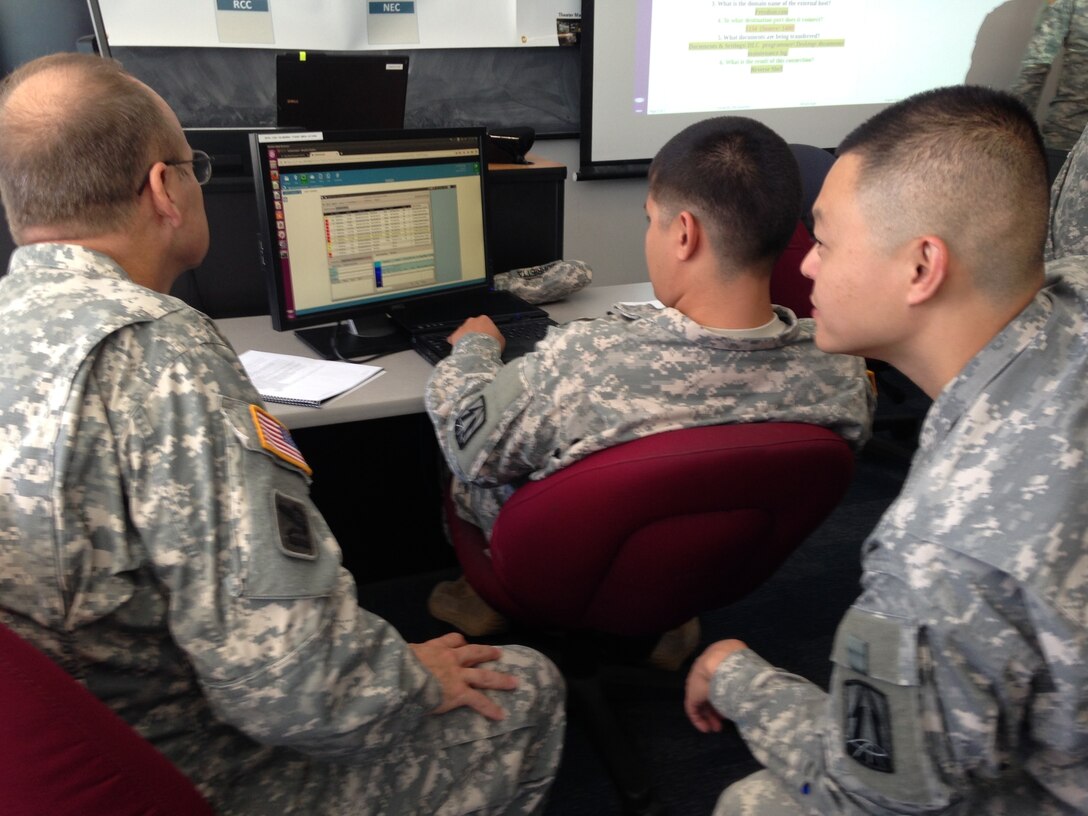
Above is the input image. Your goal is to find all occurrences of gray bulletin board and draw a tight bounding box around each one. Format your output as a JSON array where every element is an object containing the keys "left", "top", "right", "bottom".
[
  {"left": 110, "top": 44, "right": 580, "bottom": 135},
  {"left": 87, "top": 0, "right": 583, "bottom": 135}
]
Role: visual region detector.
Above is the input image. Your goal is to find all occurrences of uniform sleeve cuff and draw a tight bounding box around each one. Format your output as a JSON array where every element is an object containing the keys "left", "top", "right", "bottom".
[
  {"left": 452, "top": 332, "right": 503, "bottom": 358},
  {"left": 708, "top": 647, "right": 777, "bottom": 718}
]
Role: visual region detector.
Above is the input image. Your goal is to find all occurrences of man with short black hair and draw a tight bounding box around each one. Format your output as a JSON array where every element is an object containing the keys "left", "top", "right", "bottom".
[
  {"left": 686, "top": 85, "right": 1088, "bottom": 815},
  {"left": 425, "top": 116, "right": 875, "bottom": 653}
]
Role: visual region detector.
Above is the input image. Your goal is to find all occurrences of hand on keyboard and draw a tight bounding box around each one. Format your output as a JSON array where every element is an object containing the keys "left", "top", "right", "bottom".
[
  {"left": 414, "top": 318, "right": 555, "bottom": 366},
  {"left": 448, "top": 315, "right": 505, "bottom": 353}
]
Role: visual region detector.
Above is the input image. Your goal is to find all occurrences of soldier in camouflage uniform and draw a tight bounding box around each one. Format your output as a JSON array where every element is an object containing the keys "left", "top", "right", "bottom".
[
  {"left": 685, "top": 86, "right": 1088, "bottom": 814},
  {"left": 1047, "top": 121, "right": 1088, "bottom": 258},
  {"left": 1010, "top": 0, "right": 1088, "bottom": 153},
  {"left": 0, "top": 53, "right": 564, "bottom": 816},
  {"left": 424, "top": 116, "right": 874, "bottom": 637}
]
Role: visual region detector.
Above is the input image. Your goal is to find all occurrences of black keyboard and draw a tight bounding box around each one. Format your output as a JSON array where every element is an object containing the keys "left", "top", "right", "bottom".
[{"left": 413, "top": 318, "right": 555, "bottom": 365}]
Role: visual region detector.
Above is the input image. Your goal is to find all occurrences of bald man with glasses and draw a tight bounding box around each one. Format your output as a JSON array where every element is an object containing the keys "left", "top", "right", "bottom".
[{"left": 0, "top": 53, "right": 564, "bottom": 816}]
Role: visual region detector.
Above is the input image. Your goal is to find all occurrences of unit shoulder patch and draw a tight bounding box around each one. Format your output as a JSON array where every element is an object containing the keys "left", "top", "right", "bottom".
[
  {"left": 843, "top": 679, "right": 895, "bottom": 774},
  {"left": 454, "top": 396, "right": 486, "bottom": 449}
]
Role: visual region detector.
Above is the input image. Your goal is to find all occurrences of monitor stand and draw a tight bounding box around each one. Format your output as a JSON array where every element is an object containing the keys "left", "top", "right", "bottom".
[{"left": 295, "top": 314, "right": 412, "bottom": 361}]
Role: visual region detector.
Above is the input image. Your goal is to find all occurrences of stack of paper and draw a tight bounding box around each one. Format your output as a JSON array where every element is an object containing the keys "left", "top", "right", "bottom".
[{"left": 239, "top": 349, "right": 383, "bottom": 408}]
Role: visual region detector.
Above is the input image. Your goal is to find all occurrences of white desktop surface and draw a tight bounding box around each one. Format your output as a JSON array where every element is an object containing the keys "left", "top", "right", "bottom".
[{"left": 217, "top": 282, "right": 655, "bottom": 429}]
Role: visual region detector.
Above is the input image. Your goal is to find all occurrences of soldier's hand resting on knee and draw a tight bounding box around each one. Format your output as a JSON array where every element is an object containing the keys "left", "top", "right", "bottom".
[{"left": 410, "top": 632, "right": 518, "bottom": 721}]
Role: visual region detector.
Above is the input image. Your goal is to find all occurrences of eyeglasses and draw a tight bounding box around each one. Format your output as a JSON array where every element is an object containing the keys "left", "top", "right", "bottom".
[
  {"left": 136, "top": 149, "right": 213, "bottom": 194},
  {"left": 166, "top": 150, "right": 213, "bottom": 185}
]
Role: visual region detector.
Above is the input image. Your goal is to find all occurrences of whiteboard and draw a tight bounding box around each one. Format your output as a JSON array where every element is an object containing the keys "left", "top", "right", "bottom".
[{"left": 93, "top": 0, "right": 581, "bottom": 49}]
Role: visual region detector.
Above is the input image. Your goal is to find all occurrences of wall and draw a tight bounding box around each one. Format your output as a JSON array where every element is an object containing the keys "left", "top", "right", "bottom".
[
  {"left": 111, "top": 45, "right": 581, "bottom": 135},
  {"left": 532, "top": 139, "right": 648, "bottom": 286},
  {"left": 556, "top": 0, "right": 1049, "bottom": 288},
  {"left": 0, "top": 0, "right": 94, "bottom": 75},
  {"left": 0, "top": 0, "right": 1059, "bottom": 290},
  {"left": 0, "top": 0, "right": 96, "bottom": 271}
]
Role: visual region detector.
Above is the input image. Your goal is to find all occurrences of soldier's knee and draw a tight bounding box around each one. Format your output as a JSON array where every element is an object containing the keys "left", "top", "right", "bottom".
[
  {"left": 715, "top": 769, "right": 806, "bottom": 816},
  {"left": 495, "top": 644, "right": 566, "bottom": 725}
]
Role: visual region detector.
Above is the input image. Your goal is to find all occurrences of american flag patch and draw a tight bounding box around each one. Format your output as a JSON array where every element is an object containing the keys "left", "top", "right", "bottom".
[{"left": 250, "top": 404, "right": 313, "bottom": 476}]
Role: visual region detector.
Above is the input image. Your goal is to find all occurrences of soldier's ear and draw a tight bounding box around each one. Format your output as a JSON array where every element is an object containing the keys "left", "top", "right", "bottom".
[
  {"left": 905, "top": 236, "right": 948, "bottom": 306},
  {"left": 674, "top": 210, "right": 700, "bottom": 261},
  {"left": 146, "top": 162, "right": 184, "bottom": 228}
]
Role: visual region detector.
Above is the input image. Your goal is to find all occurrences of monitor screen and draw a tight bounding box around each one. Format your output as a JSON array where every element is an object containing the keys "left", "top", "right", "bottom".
[
  {"left": 250, "top": 128, "right": 492, "bottom": 356},
  {"left": 276, "top": 52, "right": 410, "bottom": 131}
]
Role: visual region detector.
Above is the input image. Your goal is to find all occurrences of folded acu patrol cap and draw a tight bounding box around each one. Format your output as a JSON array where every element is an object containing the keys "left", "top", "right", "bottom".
[{"left": 492, "top": 259, "right": 593, "bottom": 305}]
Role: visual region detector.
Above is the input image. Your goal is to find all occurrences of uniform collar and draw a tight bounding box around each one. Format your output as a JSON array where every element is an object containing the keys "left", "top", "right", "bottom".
[{"left": 609, "top": 300, "right": 804, "bottom": 350}]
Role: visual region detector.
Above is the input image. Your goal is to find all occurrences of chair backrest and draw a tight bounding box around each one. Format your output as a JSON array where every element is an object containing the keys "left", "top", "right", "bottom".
[
  {"left": 768, "top": 143, "right": 835, "bottom": 320},
  {"left": 770, "top": 220, "right": 815, "bottom": 318},
  {"left": 0, "top": 620, "right": 215, "bottom": 816},
  {"left": 449, "top": 423, "right": 854, "bottom": 636},
  {"left": 788, "top": 143, "right": 835, "bottom": 232}
]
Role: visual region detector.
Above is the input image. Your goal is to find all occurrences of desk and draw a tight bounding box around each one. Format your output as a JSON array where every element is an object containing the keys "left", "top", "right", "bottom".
[
  {"left": 218, "top": 281, "right": 653, "bottom": 580},
  {"left": 217, "top": 281, "right": 654, "bottom": 429}
]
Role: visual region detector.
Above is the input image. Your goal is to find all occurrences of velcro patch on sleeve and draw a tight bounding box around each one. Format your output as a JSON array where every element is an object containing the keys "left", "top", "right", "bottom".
[
  {"left": 275, "top": 491, "right": 317, "bottom": 560},
  {"left": 250, "top": 404, "right": 312, "bottom": 475}
]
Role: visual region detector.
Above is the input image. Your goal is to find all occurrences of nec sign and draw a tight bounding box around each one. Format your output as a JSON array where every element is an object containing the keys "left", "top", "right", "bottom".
[
  {"left": 369, "top": 2, "right": 416, "bottom": 12},
  {"left": 217, "top": 0, "right": 270, "bottom": 10}
]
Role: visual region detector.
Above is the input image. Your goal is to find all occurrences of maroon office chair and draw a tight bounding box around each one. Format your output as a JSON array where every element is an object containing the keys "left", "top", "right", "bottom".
[
  {"left": 770, "top": 220, "right": 816, "bottom": 319},
  {"left": 0, "top": 619, "right": 215, "bottom": 816},
  {"left": 772, "top": 141, "right": 833, "bottom": 319},
  {"left": 443, "top": 422, "right": 855, "bottom": 814}
]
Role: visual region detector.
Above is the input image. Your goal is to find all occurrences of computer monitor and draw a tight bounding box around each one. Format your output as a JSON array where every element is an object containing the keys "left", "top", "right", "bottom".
[
  {"left": 250, "top": 128, "right": 492, "bottom": 358},
  {"left": 276, "top": 53, "right": 410, "bottom": 131}
]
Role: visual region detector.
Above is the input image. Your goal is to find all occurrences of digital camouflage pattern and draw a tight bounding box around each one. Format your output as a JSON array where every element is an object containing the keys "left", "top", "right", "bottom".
[
  {"left": 1048, "top": 122, "right": 1088, "bottom": 259},
  {"left": 425, "top": 301, "right": 874, "bottom": 539},
  {"left": 714, "top": 769, "right": 810, "bottom": 815},
  {"left": 492, "top": 259, "right": 593, "bottom": 305},
  {"left": 0, "top": 243, "right": 565, "bottom": 816},
  {"left": 708, "top": 259, "right": 1088, "bottom": 815},
  {"left": 1010, "top": 0, "right": 1088, "bottom": 151}
]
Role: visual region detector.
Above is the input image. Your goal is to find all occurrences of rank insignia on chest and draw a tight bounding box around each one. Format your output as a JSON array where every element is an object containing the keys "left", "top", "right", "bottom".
[{"left": 250, "top": 404, "right": 313, "bottom": 476}]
